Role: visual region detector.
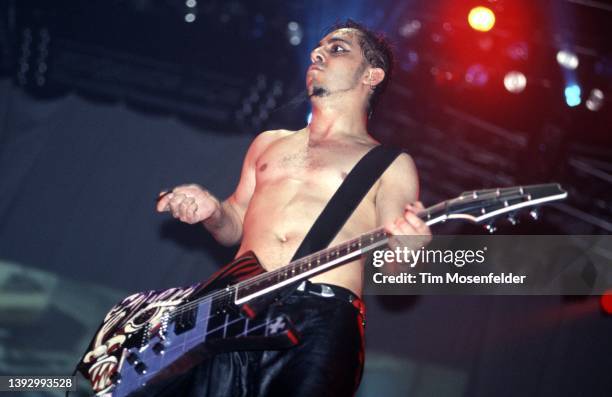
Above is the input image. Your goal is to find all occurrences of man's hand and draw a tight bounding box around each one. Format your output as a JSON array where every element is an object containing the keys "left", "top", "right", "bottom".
[
  {"left": 156, "top": 184, "right": 221, "bottom": 225},
  {"left": 384, "top": 201, "right": 432, "bottom": 251}
]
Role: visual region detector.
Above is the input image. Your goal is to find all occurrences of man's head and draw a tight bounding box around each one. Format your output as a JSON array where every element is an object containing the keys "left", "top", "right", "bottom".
[{"left": 307, "top": 19, "right": 394, "bottom": 115}]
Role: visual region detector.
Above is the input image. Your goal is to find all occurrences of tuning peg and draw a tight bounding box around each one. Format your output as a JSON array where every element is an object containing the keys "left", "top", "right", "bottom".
[
  {"left": 529, "top": 208, "right": 540, "bottom": 220},
  {"left": 507, "top": 213, "right": 519, "bottom": 226},
  {"left": 484, "top": 222, "right": 497, "bottom": 234}
]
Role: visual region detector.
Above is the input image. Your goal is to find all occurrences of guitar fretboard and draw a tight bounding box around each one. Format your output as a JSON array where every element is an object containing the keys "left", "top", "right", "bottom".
[{"left": 233, "top": 227, "right": 391, "bottom": 304}]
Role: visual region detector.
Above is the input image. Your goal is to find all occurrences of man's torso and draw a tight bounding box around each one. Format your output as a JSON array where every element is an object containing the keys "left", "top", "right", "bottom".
[{"left": 236, "top": 129, "right": 382, "bottom": 296}]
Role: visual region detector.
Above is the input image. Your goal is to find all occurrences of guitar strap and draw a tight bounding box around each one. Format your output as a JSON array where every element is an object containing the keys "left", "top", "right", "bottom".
[{"left": 290, "top": 144, "right": 403, "bottom": 261}]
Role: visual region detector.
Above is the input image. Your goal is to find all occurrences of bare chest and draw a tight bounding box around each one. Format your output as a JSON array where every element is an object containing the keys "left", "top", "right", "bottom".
[{"left": 255, "top": 142, "right": 366, "bottom": 189}]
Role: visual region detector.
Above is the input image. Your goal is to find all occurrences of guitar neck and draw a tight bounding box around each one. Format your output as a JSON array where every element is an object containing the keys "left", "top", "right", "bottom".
[
  {"left": 231, "top": 206, "right": 447, "bottom": 305},
  {"left": 232, "top": 183, "right": 567, "bottom": 304},
  {"left": 233, "top": 226, "right": 391, "bottom": 304}
]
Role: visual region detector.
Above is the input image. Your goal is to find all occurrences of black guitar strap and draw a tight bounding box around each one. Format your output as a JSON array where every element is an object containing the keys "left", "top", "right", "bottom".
[
  {"left": 241, "top": 145, "right": 402, "bottom": 317},
  {"left": 290, "top": 145, "right": 403, "bottom": 262}
]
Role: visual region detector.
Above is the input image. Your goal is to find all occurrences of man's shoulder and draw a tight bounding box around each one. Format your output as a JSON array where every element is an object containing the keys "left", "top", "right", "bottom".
[
  {"left": 380, "top": 150, "right": 417, "bottom": 183},
  {"left": 258, "top": 128, "right": 300, "bottom": 140},
  {"left": 251, "top": 128, "right": 298, "bottom": 148}
]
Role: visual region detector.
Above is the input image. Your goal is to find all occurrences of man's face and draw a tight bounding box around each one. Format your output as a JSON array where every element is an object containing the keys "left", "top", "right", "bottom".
[{"left": 306, "top": 28, "right": 368, "bottom": 98}]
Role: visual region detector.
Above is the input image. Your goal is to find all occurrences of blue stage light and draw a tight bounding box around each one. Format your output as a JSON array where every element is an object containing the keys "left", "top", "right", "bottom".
[{"left": 564, "top": 84, "right": 581, "bottom": 107}]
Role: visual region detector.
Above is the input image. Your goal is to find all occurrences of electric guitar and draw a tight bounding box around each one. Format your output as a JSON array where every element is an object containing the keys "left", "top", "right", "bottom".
[{"left": 79, "top": 183, "right": 567, "bottom": 396}]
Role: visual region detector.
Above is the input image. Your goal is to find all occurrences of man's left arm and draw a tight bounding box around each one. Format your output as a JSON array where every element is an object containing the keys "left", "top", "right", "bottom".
[{"left": 375, "top": 152, "right": 432, "bottom": 273}]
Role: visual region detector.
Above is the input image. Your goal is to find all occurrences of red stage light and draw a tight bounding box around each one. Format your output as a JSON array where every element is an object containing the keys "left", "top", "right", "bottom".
[
  {"left": 468, "top": 6, "right": 496, "bottom": 32},
  {"left": 601, "top": 290, "right": 612, "bottom": 315}
]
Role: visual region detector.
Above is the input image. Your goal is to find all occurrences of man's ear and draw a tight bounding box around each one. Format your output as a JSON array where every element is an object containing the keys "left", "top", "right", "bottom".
[{"left": 364, "top": 67, "right": 385, "bottom": 88}]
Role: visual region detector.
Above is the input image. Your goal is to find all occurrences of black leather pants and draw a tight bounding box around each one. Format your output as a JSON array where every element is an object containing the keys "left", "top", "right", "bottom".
[{"left": 148, "top": 285, "right": 365, "bottom": 397}]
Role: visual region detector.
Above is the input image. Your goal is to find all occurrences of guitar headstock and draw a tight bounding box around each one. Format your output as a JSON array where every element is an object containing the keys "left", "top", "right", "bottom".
[{"left": 424, "top": 183, "right": 568, "bottom": 232}]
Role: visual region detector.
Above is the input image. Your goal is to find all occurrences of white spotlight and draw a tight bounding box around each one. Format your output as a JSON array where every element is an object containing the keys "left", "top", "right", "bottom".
[
  {"left": 185, "top": 13, "right": 196, "bottom": 23},
  {"left": 586, "top": 88, "right": 604, "bottom": 111},
  {"left": 556, "top": 50, "right": 579, "bottom": 70},
  {"left": 287, "top": 21, "right": 303, "bottom": 46},
  {"left": 503, "top": 71, "right": 527, "bottom": 94}
]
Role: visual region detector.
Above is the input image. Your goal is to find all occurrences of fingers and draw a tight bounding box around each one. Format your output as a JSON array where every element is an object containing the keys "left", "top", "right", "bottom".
[
  {"left": 156, "top": 190, "right": 173, "bottom": 212},
  {"left": 178, "top": 196, "right": 192, "bottom": 215},
  {"left": 405, "top": 200, "right": 425, "bottom": 213},
  {"left": 385, "top": 210, "right": 432, "bottom": 252},
  {"left": 383, "top": 218, "right": 402, "bottom": 236},
  {"left": 156, "top": 184, "right": 217, "bottom": 224},
  {"left": 404, "top": 211, "right": 430, "bottom": 235},
  {"left": 156, "top": 184, "right": 198, "bottom": 212},
  {"left": 385, "top": 215, "right": 429, "bottom": 236},
  {"left": 385, "top": 200, "right": 432, "bottom": 239}
]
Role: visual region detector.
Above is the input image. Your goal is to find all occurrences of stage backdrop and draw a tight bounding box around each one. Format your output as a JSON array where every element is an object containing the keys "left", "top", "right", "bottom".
[{"left": 0, "top": 79, "right": 610, "bottom": 396}]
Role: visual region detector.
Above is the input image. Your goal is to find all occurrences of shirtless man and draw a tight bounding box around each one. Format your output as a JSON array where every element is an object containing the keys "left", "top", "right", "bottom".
[{"left": 156, "top": 20, "right": 431, "bottom": 397}]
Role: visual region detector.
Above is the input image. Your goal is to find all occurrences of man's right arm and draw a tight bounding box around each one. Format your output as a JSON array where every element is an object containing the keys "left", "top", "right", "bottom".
[{"left": 156, "top": 131, "right": 281, "bottom": 246}]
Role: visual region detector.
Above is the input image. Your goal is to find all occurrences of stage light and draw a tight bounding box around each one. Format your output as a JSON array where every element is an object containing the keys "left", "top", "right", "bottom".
[
  {"left": 287, "top": 21, "right": 303, "bottom": 46},
  {"left": 186, "top": 0, "right": 196, "bottom": 7},
  {"left": 564, "top": 84, "right": 581, "bottom": 107},
  {"left": 586, "top": 88, "right": 604, "bottom": 111},
  {"left": 507, "top": 42, "right": 529, "bottom": 61},
  {"left": 503, "top": 71, "right": 526, "bottom": 93},
  {"left": 556, "top": 50, "right": 579, "bottom": 70},
  {"left": 468, "top": 6, "right": 495, "bottom": 32},
  {"left": 399, "top": 20, "right": 421, "bottom": 38},
  {"left": 184, "top": 13, "right": 196, "bottom": 23},
  {"left": 465, "top": 64, "right": 488, "bottom": 86},
  {"left": 601, "top": 290, "right": 612, "bottom": 315},
  {"left": 400, "top": 51, "right": 419, "bottom": 72}
]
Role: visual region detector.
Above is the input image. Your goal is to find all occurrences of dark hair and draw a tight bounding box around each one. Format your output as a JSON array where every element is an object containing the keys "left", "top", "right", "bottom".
[{"left": 325, "top": 19, "right": 394, "bottom": 115}]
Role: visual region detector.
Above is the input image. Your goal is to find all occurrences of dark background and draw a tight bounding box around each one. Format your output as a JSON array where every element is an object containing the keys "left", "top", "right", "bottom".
[{"left": 0, "top": 0, "right": 611, "bottom": 396}]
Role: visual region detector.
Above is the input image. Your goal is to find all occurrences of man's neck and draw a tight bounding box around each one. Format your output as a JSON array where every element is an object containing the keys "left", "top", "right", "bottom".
[{"left": 308, "top": 102, "right": 369, "bottom": 143}]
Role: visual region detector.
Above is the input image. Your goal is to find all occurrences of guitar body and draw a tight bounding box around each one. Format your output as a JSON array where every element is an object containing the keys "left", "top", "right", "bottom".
[{"left": 79, "top": 252, "right": 299, "bottom": 396}]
